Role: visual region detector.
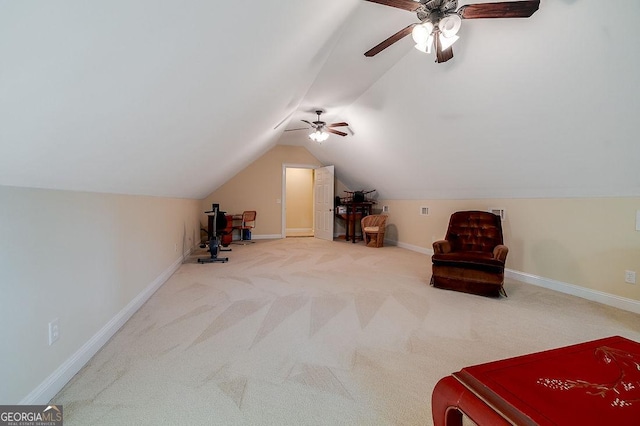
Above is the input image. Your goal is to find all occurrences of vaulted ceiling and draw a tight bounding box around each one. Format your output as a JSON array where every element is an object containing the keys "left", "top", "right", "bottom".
[{"left": 1, "top": 1, "right": 638, "bottom": 200}]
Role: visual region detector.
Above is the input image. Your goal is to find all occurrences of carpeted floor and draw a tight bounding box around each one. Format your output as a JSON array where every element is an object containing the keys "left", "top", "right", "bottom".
[{"left": 52, "top": 238, "right": 640, "bottom": 425}]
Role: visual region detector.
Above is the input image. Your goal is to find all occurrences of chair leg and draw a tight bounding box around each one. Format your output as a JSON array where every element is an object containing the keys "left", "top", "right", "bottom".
[
  {"left": 232, "top": 228, "right": 255, "bottom": 245},
  {"left": 365, "top": 233, "right": 384, "bottom": 247},
  {"left": 500, "top": 285, "right": 508, "bottom": 298}
]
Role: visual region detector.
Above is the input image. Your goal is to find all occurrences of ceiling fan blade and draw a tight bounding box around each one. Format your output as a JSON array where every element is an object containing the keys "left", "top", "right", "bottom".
[
  {"left": 301, "top": 119, "right": 316, "bottom": 128},
  {"left": 458, "top": 1, "right": 540, "bottom": 19},
  {"left": 284, "top": 127, "right": 311, "bottom": 132},
  {"left": 434, "top": 32, "right": 454, "bottom": 63},
  {"left": 365, "top": 23, "right": 416, "bottom": 57},
  {"left": 327, "top": 128, "right": 348, "bottom": 137},
  {"left": 328, "top": 122, "right": 349, "bottom": 128},
  {"left": 364, "top": 0, "right": 422, "bottom": 12}
]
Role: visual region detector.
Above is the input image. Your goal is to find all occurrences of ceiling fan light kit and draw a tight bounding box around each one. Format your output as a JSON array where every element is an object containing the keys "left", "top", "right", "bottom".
[
  {"left": 365, "top": 0, "right": 540, "bottom": 63},
  {"left": 284, "top": 110, "right": 349, "bottom": 143},
  {"left": 309, "top": 130, "right": 330, "bottom": 142},
  {"left": 412, "top": 16, "right": 459, "bottom": 54}
]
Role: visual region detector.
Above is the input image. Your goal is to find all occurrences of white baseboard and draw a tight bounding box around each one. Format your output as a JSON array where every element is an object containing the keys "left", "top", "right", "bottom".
[
  {"left": 251, "top": 234, "right": 282, "bottom": 240},
  {"left": 505, "top": 269, "right": 640, "bottom": 315},
  {"left": 20, "top": 252, "right": 188, "bottom": 405},
  {"left": 286, "top": 228, "right": 313, "bottom": 234},
  {"left": 389, "top": 239, "right": 433, "bottom": 256},
  {"left": 388, "top": 239, "right": 640, "bottom": 315}
]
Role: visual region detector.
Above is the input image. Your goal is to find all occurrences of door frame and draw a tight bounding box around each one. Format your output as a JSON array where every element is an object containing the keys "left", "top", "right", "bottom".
[{"left": 281, "top": 163, "right": 318, "bottom": 239}]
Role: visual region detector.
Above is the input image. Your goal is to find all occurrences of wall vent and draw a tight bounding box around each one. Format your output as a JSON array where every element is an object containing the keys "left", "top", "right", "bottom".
[
  {"left": 382, "top": 205, "right": 389, "bottom": 213},
  {"left": 489, "top": 208, "right": 506, "bottom": 221},
  {"left": 420, "top": 206, "right": 429, "bottom": 216}
]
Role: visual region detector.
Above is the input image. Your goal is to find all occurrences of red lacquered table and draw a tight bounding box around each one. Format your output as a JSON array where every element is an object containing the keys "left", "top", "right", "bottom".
[{"left": 432, "top": 336, "right": 640, "bottom": 425}]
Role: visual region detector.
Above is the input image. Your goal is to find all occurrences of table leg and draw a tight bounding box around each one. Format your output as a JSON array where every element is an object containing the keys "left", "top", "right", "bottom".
[
  {"left": 352, "top": 215, "right": 356, "bottom": 243},
  {"left": 432, "top": 376, "right": 464, "bottom": 426},
  {"left": 345, "top": 206, "right": 350, "bottom": 242},
  {"left": 351, "top": 207, "right": 356, "bottom": 243},
  {"left": 432, "top": 376, "right": 510, "bottom": 426}
]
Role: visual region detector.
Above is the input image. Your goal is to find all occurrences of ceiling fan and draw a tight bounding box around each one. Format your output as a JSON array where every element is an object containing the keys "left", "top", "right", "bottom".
[
  {"left": 286, "top": 110, "right": 349, "bottom": 142},
  {"left": 364, "top": 0, "right": 540, "bottom": 63}
]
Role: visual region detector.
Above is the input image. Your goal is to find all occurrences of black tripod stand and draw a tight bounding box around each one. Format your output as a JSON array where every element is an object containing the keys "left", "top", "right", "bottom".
[{"left": 197, "top": 204, "right": 229, "bottom": 264}]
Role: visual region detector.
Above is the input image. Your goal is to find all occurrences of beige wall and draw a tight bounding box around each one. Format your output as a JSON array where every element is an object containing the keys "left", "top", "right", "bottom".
[
  {"left": 204, "top": 145, "right": 640, "bottom": 303},
  {"left": 202, "top": 145, "right": 324, "bottom": 236},
  {"left": 285, "top": 168, "right": 313, "bottom": 232},
  {"left": 0, "top": 185, "right": 200, "bottom": 403},
  {"left": 379, "top": 198, "right": 640, "bottom": 301}
]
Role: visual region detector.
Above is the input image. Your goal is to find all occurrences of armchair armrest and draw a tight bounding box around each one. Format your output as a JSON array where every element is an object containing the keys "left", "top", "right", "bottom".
[
  {"left": 493, "top": 245, "right": 509, "bottom": 262},
  {"left": 433, "top": 240, "right": 451, "bottom": 254}
]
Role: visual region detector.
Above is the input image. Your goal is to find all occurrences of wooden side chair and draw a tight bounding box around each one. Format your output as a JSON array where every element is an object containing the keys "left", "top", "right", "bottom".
[
  {"left": 361, "top": 215, "right": 387, "bottom": 248},
  {"left": 233, "top": 210, "right": 256, "bottom": 244}
]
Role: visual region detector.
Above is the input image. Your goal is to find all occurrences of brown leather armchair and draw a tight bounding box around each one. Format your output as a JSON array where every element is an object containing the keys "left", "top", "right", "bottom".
[{"left": 431, "top": 211, "right": 508, "bottom": 297}]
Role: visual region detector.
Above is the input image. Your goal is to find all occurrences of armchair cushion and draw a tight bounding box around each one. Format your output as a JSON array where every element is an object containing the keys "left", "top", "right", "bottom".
[{"left": 432, "top": 251, "right": 505, "bottom": 271}]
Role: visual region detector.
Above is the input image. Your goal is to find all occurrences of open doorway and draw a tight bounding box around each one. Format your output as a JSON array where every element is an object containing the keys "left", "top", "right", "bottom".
[
  {"left": 281, "top": 164, "right": 335, "bottom": 240},
  {"left": 284, "top": 167, "right": 314, "bottom": 237}
]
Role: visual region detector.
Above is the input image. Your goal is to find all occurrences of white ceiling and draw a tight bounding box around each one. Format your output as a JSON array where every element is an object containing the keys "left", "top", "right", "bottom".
[{"left": 1, "top": 1, "right": 639, "bottom": 200}]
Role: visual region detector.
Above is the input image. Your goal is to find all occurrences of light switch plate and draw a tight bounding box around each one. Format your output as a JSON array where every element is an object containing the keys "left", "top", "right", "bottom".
[
  {"left": 49, "top": 319, "right": 60, "bottom": 345},
  {"left": 625, "top": 270, "right": 636, "bottom": 284},
  {"left": 636, "top": 210, "right": 640, "bottom": 231}
]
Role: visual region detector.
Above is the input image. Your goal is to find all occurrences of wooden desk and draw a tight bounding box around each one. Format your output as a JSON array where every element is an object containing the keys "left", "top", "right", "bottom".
[
  {"left": 432, "top": 336, "right": 640, "bottom": 425},
  {"left": 340, "top": 202, "right": 374, "bottom": 243}
]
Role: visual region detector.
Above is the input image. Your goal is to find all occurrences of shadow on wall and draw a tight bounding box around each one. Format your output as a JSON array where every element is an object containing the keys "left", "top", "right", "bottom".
[
  {"left": 507, "top": 238, "right": 524, "bottom": 270},
  {"left": 384, "top": 223, "right": 398, "bottom": 244},
  {"left": 500, "top": 219, "right": 517, "bottom": 270}
]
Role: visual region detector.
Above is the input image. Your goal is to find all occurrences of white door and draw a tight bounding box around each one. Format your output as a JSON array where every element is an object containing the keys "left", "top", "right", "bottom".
[{"left": 314, "top": 165, "right": 335, "bottom": 241}]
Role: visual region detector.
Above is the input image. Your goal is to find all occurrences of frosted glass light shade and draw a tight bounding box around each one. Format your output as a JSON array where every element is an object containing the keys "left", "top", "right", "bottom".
[
  {"left": 414, "top": 34, "right": 434, "bottom": 53},
  {"left": 440, "top": 14, "right": 461, "bottom": 38},
  {"left": 412, "top": 22, "right": 434, "bottom": 44},
  {"left": 309, "top": 131, "right": 329, "bottom": 142},
  {"left": 412, "top": 24, "right": 429, "bottom": 44},
  {"left": 439, "top": 33, "right": 459, "bottom": 50}
]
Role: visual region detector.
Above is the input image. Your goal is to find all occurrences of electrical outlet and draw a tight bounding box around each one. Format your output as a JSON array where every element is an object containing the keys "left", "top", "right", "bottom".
[
  {"left": 625, "top": 270, "right": 636, "bottom": 284},
  {"left": 48, "top": 319, "right": 60, "bottom": 345},
  {"left": 174, "top": 243, "right": 177, "bottom": 252}
]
